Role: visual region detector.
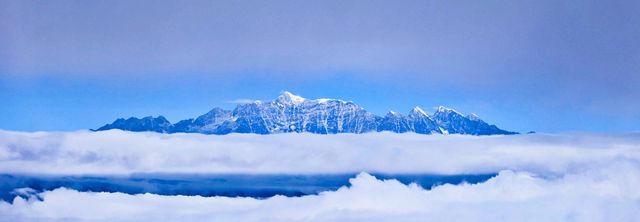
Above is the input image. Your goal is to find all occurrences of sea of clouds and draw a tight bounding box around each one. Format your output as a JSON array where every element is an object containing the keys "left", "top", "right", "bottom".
[
  {"left": 1, "top": 130, "right": 639, "bottom": 175},
  {"left": 1, "top": 130, "right": 639, "bottom": 221}
]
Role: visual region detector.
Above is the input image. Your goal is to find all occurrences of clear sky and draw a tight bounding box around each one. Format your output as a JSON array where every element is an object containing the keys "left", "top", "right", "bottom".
[{"left": 1, "top": 0, "right": 639, "bottom": 133}]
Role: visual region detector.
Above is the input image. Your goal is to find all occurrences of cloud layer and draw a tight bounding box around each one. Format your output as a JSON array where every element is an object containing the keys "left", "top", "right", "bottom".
[
  {"left": 1, "top": 130, "right": 639, "bottom": 175},
  {"left": 1, "top": 130, "right": 640, "bottom": 221},
  {"left": 2, "top": 161, "right": 639, "bottom": 222}
]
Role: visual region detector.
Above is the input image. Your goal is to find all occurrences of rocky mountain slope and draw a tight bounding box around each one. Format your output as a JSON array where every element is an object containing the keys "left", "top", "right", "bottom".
[{"left": 95, "top": 92, "right": 517, "bottom": 135}]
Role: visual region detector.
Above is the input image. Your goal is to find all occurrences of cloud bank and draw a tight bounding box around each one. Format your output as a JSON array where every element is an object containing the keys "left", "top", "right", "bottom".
[
  {"left": 1, "top": 130, "right": 640, "bottom": 221},
  {"left": 1, "top": 161, "right": 639, "bottom": 222},
  {"left": 1, "top": 130, "right": 639, "bottom": 175}
]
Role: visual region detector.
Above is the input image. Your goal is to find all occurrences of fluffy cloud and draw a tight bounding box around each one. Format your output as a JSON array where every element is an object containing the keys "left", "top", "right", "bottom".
[
  {"left": 1, "top": 130, "right": 639, "bottom": 175},
  {"left": 1, "top": 160, "right": 639, "bottom": 222},
  {"left": 1, "top": 130, "right": 640, "bottom": 221}
]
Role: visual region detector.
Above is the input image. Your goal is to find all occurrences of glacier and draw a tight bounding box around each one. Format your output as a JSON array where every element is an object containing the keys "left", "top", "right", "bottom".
[{"left": 95, "top": 91, "right": 516, "bottom": 135}]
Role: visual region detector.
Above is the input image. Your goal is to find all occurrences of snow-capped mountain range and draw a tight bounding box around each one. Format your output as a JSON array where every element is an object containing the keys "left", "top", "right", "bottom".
[{"left": 95, "top": 91, "right": 517, "bottom": 135}]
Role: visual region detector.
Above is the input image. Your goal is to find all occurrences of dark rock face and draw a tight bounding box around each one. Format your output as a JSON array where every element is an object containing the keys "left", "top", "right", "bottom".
[
  {"left": 96, "top": 92, "right": 517, "bottom": 135},
  {"left": 96, "top": 116, "right": 172, "bottom": 133}
]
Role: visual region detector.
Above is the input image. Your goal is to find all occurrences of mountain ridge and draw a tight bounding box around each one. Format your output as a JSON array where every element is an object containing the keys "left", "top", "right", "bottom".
[{"left": 95, "top": 91, "right": 517, "bottom": 135}]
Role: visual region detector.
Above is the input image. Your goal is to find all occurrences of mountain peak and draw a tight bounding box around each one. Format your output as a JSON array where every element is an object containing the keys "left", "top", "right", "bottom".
[
  {"left": 207, "top": 107, "right": 226, "bottom": 113},
  {"left": 467, "top": 113, "right": 481, "bottom": 120},
  {"left": 410, "top": 106, "right": 428, "bottom": 117},
  {"left": 435, "top": 106, "right": 462, "bottom": 115},
  {"left": 387, "top": 110, "right": 402, "bottom": 116},
  {"left": 141, "top": 116, "right": 168, "bottom": 121},
  {"left": 276, "top": 91, "right": 306, "bottom": 104},
  {"left": 96, "top": 92, "right": 517, "bottom": 135}
]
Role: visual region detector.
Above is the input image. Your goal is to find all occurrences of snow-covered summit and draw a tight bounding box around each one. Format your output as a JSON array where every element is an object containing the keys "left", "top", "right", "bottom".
[
  {"left": 410, "top": 106, "right": 429, "bottom": 117},
  {"left": 275, "top": 91, "right": 306, "bottom": 105},
  {"left": 467, "top": 113, "right": 481, "bottom": 121},
  {"left": 435, "top": 106, "right": 462, "bottom": 115},
  {"left": 387, "top": 110, "right": 402, "bottom": 116}
]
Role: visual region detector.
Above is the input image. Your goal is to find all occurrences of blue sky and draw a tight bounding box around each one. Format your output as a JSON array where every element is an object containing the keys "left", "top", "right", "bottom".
[{"left": 1, "top": 0, "right": 639, "bottom": 132}]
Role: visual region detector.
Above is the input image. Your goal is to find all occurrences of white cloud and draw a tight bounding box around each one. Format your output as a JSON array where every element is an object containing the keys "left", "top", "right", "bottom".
[
  {"left": 1, "top": 160, "right": 639, "bottom": 222},
  {"left": 1, "top": 130, "right": 640, "bottom": 221},
  {"left": 1, "top": 130, "right": 639, "bottom": 175}
]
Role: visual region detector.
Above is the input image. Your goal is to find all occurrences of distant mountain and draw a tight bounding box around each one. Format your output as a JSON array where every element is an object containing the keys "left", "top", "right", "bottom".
[
  {"left": 95, "top": 91, "right": 517, "bottom": 135},
  {"left": 96, "top": 116, "right": 172, "bottom": 133}
]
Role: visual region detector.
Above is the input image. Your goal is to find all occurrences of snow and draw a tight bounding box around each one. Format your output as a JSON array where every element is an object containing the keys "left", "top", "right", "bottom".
[
  {"left": 468, "top": 113, "right": 480, "bottom": 120},
  {"left": 315, "top": 98, "right": 332, "bottom": 103},
  {"left": 435, "top": 106, "right": 463, "bottom": 115},
  {"left": 412, "top": 106, "right": 428, "bottom": 116},
  {"left": 277, "top": 91, "right": 306, "bottom": 104}
]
